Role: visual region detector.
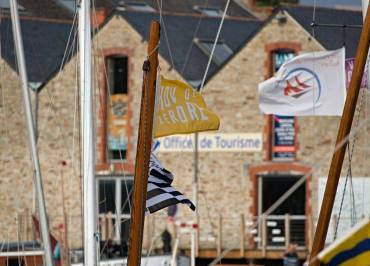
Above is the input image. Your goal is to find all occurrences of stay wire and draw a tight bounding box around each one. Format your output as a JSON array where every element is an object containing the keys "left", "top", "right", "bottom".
[
  {"left": 333, "top": 12, "right": 364, "bottom": 240},
  {"left": 180, "top": 0, "right": 209, "bottom": 76},
  {"left": 90, "top": 2, "right": 140, "bottom": 256},
  {"left": 199, "top": 0, "right": 231, "bottom": 93},
  {"left": 156, "top": 0, "right": 174, "bottom": 70},
  {"left": 334, "top": 86, "right": 365, "bottom": 239},
  {"left": 36, "top": 9, "right": 80, "bottom": 181},
  {"left": 89, "top": 2, "right": 127, "bottom": 257}
]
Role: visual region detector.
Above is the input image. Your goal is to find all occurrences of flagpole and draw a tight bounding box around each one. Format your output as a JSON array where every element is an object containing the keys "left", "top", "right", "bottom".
[
  {"left": 9, "top": 1, "right": 54, "bottom": 265},
  {"left": 309, "top": 6, "right": 370, "bottom": 265},
  {"left": 127, "top": 21, "right": 160, "bottom": 266}
]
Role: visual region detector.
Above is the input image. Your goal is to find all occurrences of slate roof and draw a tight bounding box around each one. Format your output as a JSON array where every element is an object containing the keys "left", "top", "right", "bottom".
[
  {"left": 120, "top": 11, "right": 261, "bottom": 84},
  {"left": 283, "top": 5, "right": 362, "bottom": 58},
  {"left": 0, "top": 1, "right": 364, "bottom": 87},
  {"left": 11, "top": 0, "right": 74, "bottom": 20},
  {"left": 111, "top": 0, "right": 257, "bottom": 19},
  {"left": 1, "top": 17, "right": 74, "bottom": 83}
]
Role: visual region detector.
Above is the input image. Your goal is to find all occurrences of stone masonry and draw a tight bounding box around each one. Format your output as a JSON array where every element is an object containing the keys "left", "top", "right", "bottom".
[{"left": 0, "top": 8, "right": 369, "bottom": 259}]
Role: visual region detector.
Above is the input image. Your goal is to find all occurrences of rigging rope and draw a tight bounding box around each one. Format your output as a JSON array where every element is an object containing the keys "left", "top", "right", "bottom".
[
  {"left": 199, "top": 0, "right": 231, "bottom": 93},
  {"left": 181, "top": 0, "right": 209, "bottom": 76},
  {"left": 334, "top": 85, "right": 366, "bottom": 239},
  {"left": 156, "top": 0, "right": 174, "bottom": 70}
]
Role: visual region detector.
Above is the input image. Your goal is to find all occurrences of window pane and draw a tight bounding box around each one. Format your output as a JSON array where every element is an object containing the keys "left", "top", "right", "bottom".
[
  {"left": 113, "top": 57, "right": 128, "bottom": 94},
  {"left": 273, "top": 50, "right": 295, "bottom": 72},
  {"left": 199, "top": 41, "right": 232, "bottom": 65},
  {"left": 121, "top": 180, "right": 133, "bottom": 215},
  {"left": 99, "top": 180, "right": 116, "bottom": 214},
  {"left": 214, "top": 44, "right": 232, "bottom": 64},
  {"left": 108, "top": 150, "right": 127, "bottom": 161},
  {"left": 107, "top": 57, "right": 128, "bottom": 95}
]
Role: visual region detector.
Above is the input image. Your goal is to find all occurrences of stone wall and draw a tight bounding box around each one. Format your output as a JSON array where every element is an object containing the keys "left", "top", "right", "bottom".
[
  {"left": 1, "top": 9, "right": 369, "bottom": 258},
  {"left": 157, "top": 11, "right": 370, "bottom": 250}
]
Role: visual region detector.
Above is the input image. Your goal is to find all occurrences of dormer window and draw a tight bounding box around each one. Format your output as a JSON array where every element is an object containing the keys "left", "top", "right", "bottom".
[
  {"left": 194, "top": 6, "right": 224, "bottom": 17},
  {"left": 125, "top": 2, "right": 155, "bottom": 12},
  {"left": 195, "top": 39, "right": 233, "bottom": 66}
]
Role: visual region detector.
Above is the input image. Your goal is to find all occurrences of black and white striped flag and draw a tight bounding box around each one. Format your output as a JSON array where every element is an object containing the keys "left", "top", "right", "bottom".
[{"left": 146, "top": 153, "right": 196, "bottom": 214}]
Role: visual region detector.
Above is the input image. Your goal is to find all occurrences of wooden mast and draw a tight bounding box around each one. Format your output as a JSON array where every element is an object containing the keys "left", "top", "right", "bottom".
[
  {"left": 309, "top": 7, "right": 370, "bottom": 265},
  {"left": 127, "top": 21, "right": 160, "bottom": 266}
]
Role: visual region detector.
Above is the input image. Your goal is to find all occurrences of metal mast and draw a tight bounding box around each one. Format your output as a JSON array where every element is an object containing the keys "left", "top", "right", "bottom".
[
  {"left": 9, "top": 0, "right": 54, "bottom": 265},
  {"left": 79, "top": 0, "right": 97, "bottom": 265}
]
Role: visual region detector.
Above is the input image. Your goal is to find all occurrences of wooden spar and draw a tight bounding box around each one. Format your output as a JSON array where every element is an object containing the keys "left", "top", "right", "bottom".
[
  {"left": 127, "top": 20, "right": 160, "bottom": 266},
  {"left": 309, "top": 7, "right": 370, "bottom": 265}
]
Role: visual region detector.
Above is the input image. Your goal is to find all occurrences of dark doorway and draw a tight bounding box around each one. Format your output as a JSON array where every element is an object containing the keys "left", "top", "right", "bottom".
[
  {"left": 261, "top": 175, "right": 305, "bottom": 215},
  {"left": 258, "top": 174, "right": 306, "bottom": 247}
]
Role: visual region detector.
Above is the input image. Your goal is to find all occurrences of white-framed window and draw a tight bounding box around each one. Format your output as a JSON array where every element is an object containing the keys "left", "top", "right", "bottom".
[{"left": 97, "top": 175, "right": 133, "bottom": 242}]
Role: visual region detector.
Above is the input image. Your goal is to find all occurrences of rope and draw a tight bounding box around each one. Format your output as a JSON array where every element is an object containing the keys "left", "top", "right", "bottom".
[
  {"left": 310, "top": 0, "right": 317, "bottom": 116},
  {"left": 156, "top": 0, "right": 174, "bottom": 70},
  {"left": 90, "top": 2, "right": 131, "bottom": 258},
  {"left": 181, "top": 0, "right": 209, "bottom": 76},
  {"left": 334, "top": 86, "right": 366, "bottom": 239},
  {"left": 90, "top": 2, "right": 141, "bottom": 257},
  {"left": 36, "top": 8, "right": 80, "bottom": 179},
  {"left": 199, "top": 0, "right": 231, "bottom": 93}
]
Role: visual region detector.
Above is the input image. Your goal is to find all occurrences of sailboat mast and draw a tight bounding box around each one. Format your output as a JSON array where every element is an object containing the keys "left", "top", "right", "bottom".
[
  {"left": 127, "top": 21, "right": 160, "bottom": 266},
  {"left": 79, "top": 0, "right": 97, "bottom": 265},
  {"left": 9, "top": 0, "right": 54, "bottom": 265},
  {"left": 309, "top": 6, "right": 370, "bottom": 265}
]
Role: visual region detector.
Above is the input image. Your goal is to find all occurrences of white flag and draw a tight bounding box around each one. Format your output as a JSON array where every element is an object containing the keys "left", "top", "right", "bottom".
[{"left": 258, "top": 48, "right": 346, "bottom": 116}]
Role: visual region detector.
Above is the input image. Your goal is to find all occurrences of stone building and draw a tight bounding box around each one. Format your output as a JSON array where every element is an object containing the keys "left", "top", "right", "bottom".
[{"left": 0, "top": 0, "right": 367, "bottom": 264}]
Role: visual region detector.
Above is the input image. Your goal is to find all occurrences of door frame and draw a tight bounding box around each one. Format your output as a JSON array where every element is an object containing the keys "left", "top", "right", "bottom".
[{"left": 249, "top": 162, "right": 312, "bottom": 247}]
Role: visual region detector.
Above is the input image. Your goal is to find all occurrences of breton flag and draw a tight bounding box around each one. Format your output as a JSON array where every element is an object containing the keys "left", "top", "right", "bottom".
[
  {"left": 258, "top": 48, "right": 346, "bottom": 116},
  {"left": 318, "top": 219, "right": 370, "bottom": 265},
  {"left": 146, "top": 153, "right": 195, "bottom": 214}
]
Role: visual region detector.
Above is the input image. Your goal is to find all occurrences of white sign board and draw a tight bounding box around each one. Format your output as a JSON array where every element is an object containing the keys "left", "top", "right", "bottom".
[
  {"left": 156, "top": 133, "right": 262, "bottom": 152},
  {"left": 317, "top": 177, "right": 370, "bottom": 243}
]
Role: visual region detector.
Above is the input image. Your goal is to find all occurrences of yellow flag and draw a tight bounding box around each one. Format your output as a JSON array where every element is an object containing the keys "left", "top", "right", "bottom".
[
  {"left": 154, "top": 77, "right": 220, "bottom": 138},
  {"left": 318, "top": 219, "right": 370, "bottom": 266}
]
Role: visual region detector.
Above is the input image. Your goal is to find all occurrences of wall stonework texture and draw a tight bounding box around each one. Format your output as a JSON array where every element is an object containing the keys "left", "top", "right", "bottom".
[{"left": 1, "top": 12, "right": 370, "bottom": 257}]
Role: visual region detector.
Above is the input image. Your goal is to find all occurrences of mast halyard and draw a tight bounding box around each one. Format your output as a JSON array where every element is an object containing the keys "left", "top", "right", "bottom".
[
  {"left": 79, "top": 0, "right": 98, "bottom": 265},
  {"left": 127, "top": 21, "right": 160, "bottom": 266},
  {"left": 9, "top": 0, "right": 54, "bottom": 265}
]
